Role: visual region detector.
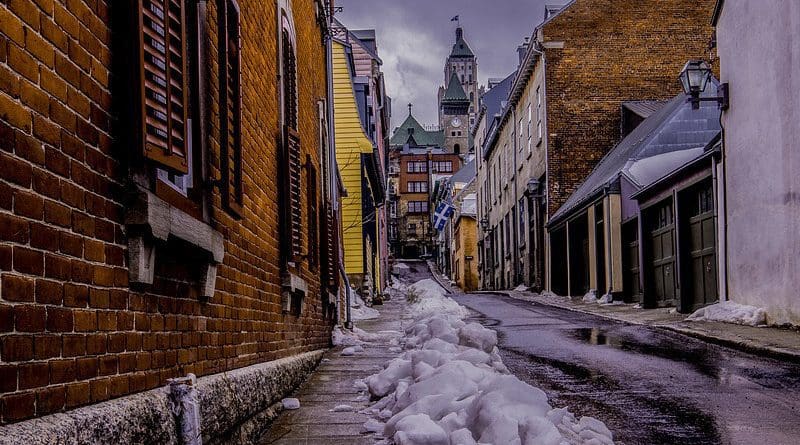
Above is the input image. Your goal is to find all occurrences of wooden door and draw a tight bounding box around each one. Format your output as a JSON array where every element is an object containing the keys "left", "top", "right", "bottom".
[
  {"left": 622, "top": 219, "right": 641, "bottom": 303},
  {"left": 648, "top": 201, "right": 677, "bottom": 307},
  {"left": 686, "top": 183, "right": 717, "bottom": 311}
]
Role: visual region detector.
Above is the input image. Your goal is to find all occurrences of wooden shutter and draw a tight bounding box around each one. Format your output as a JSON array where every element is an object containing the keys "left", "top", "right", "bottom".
[
  {"left": 219, "top": 0, "right": 243, "bottom": 215},
  {"left": 306, "top": 155, "right": 319, "bottom": 269},
  {"left": 321, "top": 202, "right": 340, "bottom": 290},
  {"left": 283, "top": 127, "right": 303, "bottom": 263},
  {"left": 135, "top": 0, "right": 190, "bottom": 173}
]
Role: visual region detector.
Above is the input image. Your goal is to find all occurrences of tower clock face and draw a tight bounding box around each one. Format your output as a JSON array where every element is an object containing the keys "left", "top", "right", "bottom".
[{"left": 451, "top": 117, "right": 462, "bottom": 128}]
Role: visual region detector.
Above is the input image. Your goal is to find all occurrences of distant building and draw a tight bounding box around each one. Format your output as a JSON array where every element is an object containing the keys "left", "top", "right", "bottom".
[
  {"left": 476, "top": 0, "right": 717, "bottom": 294},
  {"left": 388, "top": 143, "right": 461, "bottom": 258},
  {"left": 438, "top": 27, "right": 480, "bottom": 128}
]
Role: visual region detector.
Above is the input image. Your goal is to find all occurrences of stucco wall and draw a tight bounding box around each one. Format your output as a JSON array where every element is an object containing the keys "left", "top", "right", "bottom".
[{"left": 717, "top": 1, "right": 800, "bottom": 324}]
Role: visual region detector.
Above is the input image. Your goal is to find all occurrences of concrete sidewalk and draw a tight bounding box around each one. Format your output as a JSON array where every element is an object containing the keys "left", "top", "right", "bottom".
[
  {"left": 494, "top": 289, "right": 800, "bottom": 363},
  {"left": 258, "top": 294, "right": 406, "bottom": 444}
]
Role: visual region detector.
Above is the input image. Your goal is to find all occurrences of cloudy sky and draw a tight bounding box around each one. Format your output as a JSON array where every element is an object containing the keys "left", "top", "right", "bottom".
[{"left": 336, "top": 0, "right": 554, "bottom": 128}]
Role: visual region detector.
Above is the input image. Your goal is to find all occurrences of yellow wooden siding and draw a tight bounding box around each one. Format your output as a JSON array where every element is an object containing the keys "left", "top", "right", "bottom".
[{"left": 332, "top": 41, "right": 373, "bottom": 275}]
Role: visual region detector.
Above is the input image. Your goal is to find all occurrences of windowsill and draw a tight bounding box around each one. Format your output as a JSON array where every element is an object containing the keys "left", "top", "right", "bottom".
[
  {"left": 126, "top": 186, "right": 224, "bottom": 299},
  {"left": 536, "top": 138, "right": 542, "bottom": 147}
]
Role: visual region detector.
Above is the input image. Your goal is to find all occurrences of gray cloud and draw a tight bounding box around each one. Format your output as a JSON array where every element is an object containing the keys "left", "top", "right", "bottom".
[{"left": 336, "top": 0, "right": 554, "bottom": 127}]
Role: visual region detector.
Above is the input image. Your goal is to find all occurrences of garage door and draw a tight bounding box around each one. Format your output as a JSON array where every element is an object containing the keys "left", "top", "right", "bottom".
[
  {"left": 685, "top": 182, "right": 717, "bottom": 311},
  {"left": 648, "top": 200, "right": 677, "bottom": 307}
]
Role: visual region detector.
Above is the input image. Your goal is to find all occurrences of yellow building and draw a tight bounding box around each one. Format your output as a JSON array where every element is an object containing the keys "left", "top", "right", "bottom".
[
  {"left": 453, "top": 215, "right": 479, "bottom": 291},
  {"left": 332, "top": 38, "right": 384, "bottom": 298}
]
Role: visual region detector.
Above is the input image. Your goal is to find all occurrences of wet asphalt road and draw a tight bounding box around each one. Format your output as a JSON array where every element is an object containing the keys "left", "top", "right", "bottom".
[{"left": 449, "top": 292, "right": 800, "bottom": 445}]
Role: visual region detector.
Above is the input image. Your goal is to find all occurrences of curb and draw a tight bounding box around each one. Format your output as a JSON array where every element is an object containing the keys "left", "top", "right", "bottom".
[
  {"left": 426, "top": 261, "right": 454, "bottom": 294},
  {"left": 488, "top": 290, "right": 800, "bottom": 364}
]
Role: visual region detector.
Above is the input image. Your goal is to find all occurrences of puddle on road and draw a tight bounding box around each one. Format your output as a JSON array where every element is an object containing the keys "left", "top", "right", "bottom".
[{"left": 568, "top": 327, "right": 724, "bottom": 381}]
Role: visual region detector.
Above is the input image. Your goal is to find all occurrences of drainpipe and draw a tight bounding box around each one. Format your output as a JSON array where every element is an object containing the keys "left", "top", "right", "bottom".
[
  {"left": 713, "top": 149, "right": 728, "bottom": 301},
  {"left": 530, "top": 39, "right": 549, "bottom": 291},
  {"left": 342, "top": 262, "right": 353, "bottom": 329},
  {"left": 168, "top": 374, "right": 201, "bottom": 445}
]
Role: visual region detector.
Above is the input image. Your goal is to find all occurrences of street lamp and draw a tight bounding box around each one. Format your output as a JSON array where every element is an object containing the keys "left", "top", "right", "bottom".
[
  {"left": 679, "top": 60, "right": 729, "bottom": 110},
  {"left": 525, "top": 178, "right": 543, "bottom": 198}
]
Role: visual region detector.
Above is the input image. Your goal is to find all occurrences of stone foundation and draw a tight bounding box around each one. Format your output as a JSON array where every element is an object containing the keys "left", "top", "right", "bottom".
[{"left": 0, "top": 350, "right": 325, "bottom": 445}]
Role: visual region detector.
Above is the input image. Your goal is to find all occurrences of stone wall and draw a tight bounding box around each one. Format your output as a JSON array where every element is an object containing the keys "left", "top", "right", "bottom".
[{"left": 0, "top": 349, "right": 324, "bottom": 444}]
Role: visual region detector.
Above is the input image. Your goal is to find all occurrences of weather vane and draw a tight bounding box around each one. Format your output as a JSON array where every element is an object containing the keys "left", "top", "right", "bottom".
[{"left": 450, "top": 15, "right": 460, "bottom": 27}]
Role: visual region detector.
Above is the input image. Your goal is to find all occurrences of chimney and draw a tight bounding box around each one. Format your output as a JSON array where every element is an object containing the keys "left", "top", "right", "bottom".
[
  {"left": 517, "top": 37, "right": 530, "bottom": 67},
  {"left": 456, "top": 27, "right": 463, "bottom": 41}
]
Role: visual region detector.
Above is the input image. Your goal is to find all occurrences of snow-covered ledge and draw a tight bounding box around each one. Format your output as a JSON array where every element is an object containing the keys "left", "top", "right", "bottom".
[
  {"left": 0, "top": 350, "right": 325, "bottom": 445},
  {"left": 125, "top": 186, "right": 224, "bottom": 298}
]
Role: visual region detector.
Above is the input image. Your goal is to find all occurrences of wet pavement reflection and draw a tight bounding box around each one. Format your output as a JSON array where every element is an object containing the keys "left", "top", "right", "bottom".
[{"left": 452, "top": 292, "right": 800, "bottom": 445}]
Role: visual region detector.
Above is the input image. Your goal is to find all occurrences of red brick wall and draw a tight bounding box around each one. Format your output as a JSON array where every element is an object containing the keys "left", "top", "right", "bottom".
[
  {"left": 542, "top": 0, "right": 716, "bottom": 216},
  {"left": 0, "top": 0, "right": 331, "bottom": 423}
]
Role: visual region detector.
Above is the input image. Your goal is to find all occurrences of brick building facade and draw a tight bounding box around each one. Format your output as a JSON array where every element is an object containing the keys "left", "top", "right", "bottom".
[
  {"left": 389, "top": 147, "right": 461, "bottom": 258},
  {"left": 0, "top": 0, "right": 339, "bottom": 431},
  {"left": 540, "top": 0, "right": 716, "bottom": 216}
]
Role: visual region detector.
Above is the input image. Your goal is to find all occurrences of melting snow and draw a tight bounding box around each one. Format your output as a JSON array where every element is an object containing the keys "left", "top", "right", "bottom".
[
  {"left": 281, "top": 398, "right": 300, "bottom": 410},
  {"left": 687, "top": 301, "right": 768, "bottom": 326},
  {"left": 358, "top": 277, "right": 615, "bottom": 445}
]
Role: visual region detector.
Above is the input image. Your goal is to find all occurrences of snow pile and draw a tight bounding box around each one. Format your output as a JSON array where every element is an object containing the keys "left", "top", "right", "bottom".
[
  {"left": 352, "top": 292, "right": 380, "bottom": 321},
  {"left": 360, "top": 279, "right": 615, "bottom": 445},
  {"left": 394, "top": 262, "right": 410, "bottom": 270},
  {"left": 514, "top": 284, "right": 529, "bottom": 292},
  {"left": 282, "top": 398, "right": 300, "bottom": 410},
  {"left": 332, "top": 326, "right": 401, "bottom": 346},
  {"left": 597, "top": 293, "right": 613, "bottom": 304},
  {"left": 686, "top": 301, "right": 767, "bottom": 327},
  {"left": 407, "top": 279, "right": 469, "bottom": 319},
  {"left": 582, "top": 290, "right": 598, "bottom": 304}
]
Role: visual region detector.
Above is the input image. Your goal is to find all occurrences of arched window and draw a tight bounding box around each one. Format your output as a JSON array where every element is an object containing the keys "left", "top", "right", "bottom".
[{"left": 279, "top": 6, "right": 298, "bottom": 130}]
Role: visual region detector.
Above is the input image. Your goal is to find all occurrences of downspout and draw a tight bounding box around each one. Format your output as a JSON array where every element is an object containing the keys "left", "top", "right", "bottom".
[
  {"left": 604, "top": 194, "right": 612, "bottom": 296},
  {"left": 716, "top": 133, "right": 728, "bottom": 301},
  {"left": 511, "top": 108, "right": 520, "bottom": 286},
  {"left": 530, "top": 39, "right": 548, "bottom": 291}
]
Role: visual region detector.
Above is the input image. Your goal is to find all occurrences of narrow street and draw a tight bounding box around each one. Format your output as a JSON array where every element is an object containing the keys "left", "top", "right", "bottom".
[{"left": 451, "top": 292, "right": 800, "bottom": 445}]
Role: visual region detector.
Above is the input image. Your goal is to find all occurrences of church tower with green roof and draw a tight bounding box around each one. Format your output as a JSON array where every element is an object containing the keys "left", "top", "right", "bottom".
[
  {"left": 438, "top": 26, "right": 479, "bottom": 130},
  {"left": 440, "top": 72, "right": 470, "bottom": 155}
]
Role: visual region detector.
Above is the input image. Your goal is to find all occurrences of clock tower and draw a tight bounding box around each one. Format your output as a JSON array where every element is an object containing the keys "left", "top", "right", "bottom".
[{"left": 440, "top": 71, "right": 470, "bottom": 155}]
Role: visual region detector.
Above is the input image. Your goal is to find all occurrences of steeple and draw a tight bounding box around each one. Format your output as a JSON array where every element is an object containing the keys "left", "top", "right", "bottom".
[{"left": 450, "top": 26, "right": 474, "bottom": 58}]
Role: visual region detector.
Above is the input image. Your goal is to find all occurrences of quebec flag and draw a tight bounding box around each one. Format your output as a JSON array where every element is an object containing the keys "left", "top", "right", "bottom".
[{"left": 433, "top": 202, "right": 455, "bottom": 231}]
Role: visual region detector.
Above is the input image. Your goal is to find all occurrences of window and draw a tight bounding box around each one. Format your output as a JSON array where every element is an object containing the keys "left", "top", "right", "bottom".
[
  {"left": 519, "top": 197, "right": 526, "bottom": 245},
  {"left": 408, "top": 223, "right": 417, "bottom": 233},
  {"left": 408, "top": 201, "right": 428, "bottom": 213},
  {"left": 407, "top": 161, "right": 427, "bottom": 173},
  {"left": 389, "top": 201, "right": 397, "bottom": 217},
  {"left": 219, "top": 0, "right": 243, "bottom": 215},
  {"left": 279, "top": 4, "right": 302, "bottom": 265},
  {"left": 434, "top": 161, "right": 453, "bottom": 173},
  {"left": 536, "top": 86, "right": 543, "bottom": 141},
  {"left": 518, "top": 116, "right": 524, "bottom": 153},
  {"left": 407, "top": 181, "right": 428, "bottom": 193},
  {"left": 527, "top": 104, "right": 532, "bottom": 154}
]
